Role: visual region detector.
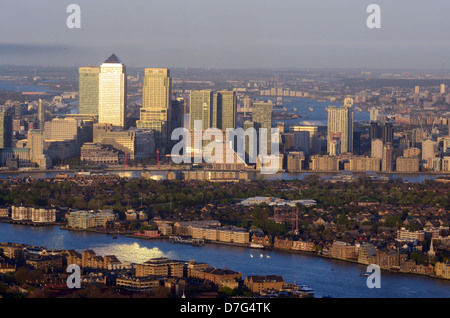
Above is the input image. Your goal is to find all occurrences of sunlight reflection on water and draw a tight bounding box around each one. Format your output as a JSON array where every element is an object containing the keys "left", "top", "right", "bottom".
[{"left": 85, "top": 242, "right": 177, "bottom": 263}]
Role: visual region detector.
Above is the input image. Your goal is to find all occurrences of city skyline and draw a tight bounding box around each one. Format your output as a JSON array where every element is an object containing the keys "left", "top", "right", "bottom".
[{"left": 1, "top": 1, "right": 450, "bottom": 70}]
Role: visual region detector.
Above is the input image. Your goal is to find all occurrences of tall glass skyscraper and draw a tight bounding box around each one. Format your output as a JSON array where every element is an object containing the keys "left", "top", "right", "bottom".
[
  {"left": 212, "top": 91, "right": 236, "bottom": 131},
  {"left": 190, "top": 90, "right": 213, "bottom": 131},
  {"left": 99, "top": 54, "right": 127, "bottom": 130},
  {"left": 78, "top": 67, "right": 100, "bottom": 115},
  {"left": 252, "top": 101, "right": 273, "bottom": 154},
  {"left": 137, "top": 68, "right": 172, "bottom": 149},
  {"left": 0, "top": 112, "right": 12, "bottom": 148}
]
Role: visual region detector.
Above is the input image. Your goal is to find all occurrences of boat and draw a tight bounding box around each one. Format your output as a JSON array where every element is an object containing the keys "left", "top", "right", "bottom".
[
  {"left": 297, "top": 285, "right": 315, "bottom": 298},
  {"left": 308, "top": 107, "right": 313, "bottom": 112},
  {"left": 292, "top": 107, "right": 297, "bottom": 112},
  {"left": 360, "top": 273, "right": 370, "bottom": 277},
  {"left": 112, "top": 236, "right": 117, "bottom": 239},
  {"left": 250, "top": 243, "right": 264, "bottom": 249}
]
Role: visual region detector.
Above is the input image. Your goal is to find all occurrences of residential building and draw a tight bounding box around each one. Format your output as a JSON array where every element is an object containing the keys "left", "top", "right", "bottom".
[
  {"left": 244, "top": 275, "right": 285, "bottom": 294},
  {"left": 135, "top": 257, "right": 184, "bottom": 278},
  {"left": 327, "top": 99, "right": 353, "bottom": 154}
]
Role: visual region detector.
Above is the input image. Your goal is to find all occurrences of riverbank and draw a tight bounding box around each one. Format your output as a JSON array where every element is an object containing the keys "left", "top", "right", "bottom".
[
  {"left": 60, "top": 225, "right": 135, "bottom": 236},
  {"left": 0, "top": 218, "right": 62, "bottom": 227},
  {"left": 6, "top": 221, "right": 446, "bottom": 282}
]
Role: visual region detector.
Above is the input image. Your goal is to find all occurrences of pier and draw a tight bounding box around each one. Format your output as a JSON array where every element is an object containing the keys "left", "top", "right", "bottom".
[{"left": 169, "top": 236, "right": 205, "bottom": 246}]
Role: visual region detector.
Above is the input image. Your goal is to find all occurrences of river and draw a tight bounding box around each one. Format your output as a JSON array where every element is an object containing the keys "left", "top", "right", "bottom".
[{"left": 0, "top": 223, "right": 448, "bottom": 298}]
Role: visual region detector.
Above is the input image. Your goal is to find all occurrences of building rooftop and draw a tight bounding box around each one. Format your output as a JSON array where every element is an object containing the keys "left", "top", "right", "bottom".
[{"left": 103, "top": 53, "right": 122, "bottom": 64}]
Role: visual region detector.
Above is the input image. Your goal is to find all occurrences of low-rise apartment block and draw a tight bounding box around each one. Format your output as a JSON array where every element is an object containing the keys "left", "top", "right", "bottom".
[{"left": 135, "top": 257, "right": 184, "bottom": 278}]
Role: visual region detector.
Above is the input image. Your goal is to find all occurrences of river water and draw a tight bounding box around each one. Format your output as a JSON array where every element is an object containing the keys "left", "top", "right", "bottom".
[{"left": 0, "top": 223, "right": 448, "bottom": 298}]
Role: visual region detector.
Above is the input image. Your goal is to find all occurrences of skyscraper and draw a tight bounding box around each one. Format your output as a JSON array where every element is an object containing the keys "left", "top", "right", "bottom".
[
  {"left": 190, "top": 90, "right": 213, "bottom": 131},
  {"left": 252, "top": 101, "right": 273, "bottom": 154},
  {"left": 212, "top": 91, "right": 237, "bottom": 131},
  {"left": 137, "top": 68, "right": 172, "bottom": 149},
  {"left": 327, "top": 98, "right": 353, "bottom": 154},
  {"left": 0, "top": 112, "right": 12, "bottom": 148},
  {"left": 78, "top": 67, "right": 100, "bottom": 115},
  {"left": 99, "top": 54, "right": 127, "bottom": 130},
  {"left": 382, "top": 142, "right": 393, "bottom": 172}
]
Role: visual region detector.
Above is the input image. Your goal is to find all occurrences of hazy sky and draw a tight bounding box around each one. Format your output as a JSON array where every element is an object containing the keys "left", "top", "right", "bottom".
[{"left": 1, "top": 0, "right": 450, "bottom": 70}]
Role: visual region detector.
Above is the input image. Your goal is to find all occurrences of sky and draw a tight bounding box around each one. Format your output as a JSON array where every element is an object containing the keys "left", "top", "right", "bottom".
[{"left": 1, "top": 0, "right": 450, "bottom": 70}]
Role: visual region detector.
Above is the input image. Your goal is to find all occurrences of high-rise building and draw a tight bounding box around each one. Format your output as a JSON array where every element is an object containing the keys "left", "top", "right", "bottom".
[
  {"left": 27, "top": 129, "right": 50, "bottom": 168},
  {"left": 190, "top": 90, "right": 213, "bottom": 131},
  {"left": 415, "top": 86, "right": 420, "bottom": 94},
  {"left": 371, "top": 139, "right": 384, "bottom": 159},
  {"left": 382, "top": 142, "right": 393, "bottom": 172},
  {"left": 422, "top": 139, "right": 437, "bottom": 161},
  {"left": 99, "top": 54, "right": 127, "bottom": 130},
  {"left": 0, "top": 112, "right": 13, "bottom": 148},
  {"left": 38, "top": 99, "right": 46, "bottom": 130},
  {"left": 290, "top": 125, "right": 318, "bottom": 153},
  {"left": 212, "top": 91, "right": 237, "bottom": 131},
  {"left": 252, "top": 101, "right": 273, "bottom": 154},
  {"left": 327, "top": 100, "right": 353, "bottom": 154},
  {"left": 78, "top": 67, "right": 100, "bottom": 115},
  {"left": 382, "top": 123, "right": 394, "bottom": 144},
  {"left": 137, "top": 68, "right": 172, "bottom": 149},
  {"left": 369, "top": 107, "right": 379, "bottom": 122},
  {"left": 440, "top": 83, "right": 446, "bottom": 95}
]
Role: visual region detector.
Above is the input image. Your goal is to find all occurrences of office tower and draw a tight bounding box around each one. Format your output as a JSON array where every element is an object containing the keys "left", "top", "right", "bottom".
[
  {"left": 0, "top": 112, "right": 13, "bottom": 148},
  {"left": 137, "top": 68, "right": 172, "bottom": 149},
  {"left": 415, "top": 86, "right": 420, "bottom": 94},
  {"left": 381, "top": 142, "right": 393, "bottom": 172},
  {"left": 371, "top": 138, "right": 384, "bottom": 159},
  {"left": 170, "top": 99, "right": 184, "bottom": 134},
  {"left": 212, "top": 91, "right": 237, "bottom": 131},
  {"left": 292, "top": 131, "right": 310, "bottom": 154},
  {"left": 99, "top": 54, "right": 127, "bottom": 130},
  {"left": 38, "top": 99, "right": 46, "bottom": 130},
  {"left": 44, "top": 118, "right": 82, "bottom": 142},
  {"left": 440, "top": 84, "right": 446, "bottom": 95},
  {"left": 190, "top": 90, "right": 213, "bottom": 130},
  {"left": 422, "top": 139, "right": 437, "bottom": 161},
  {"left": 382, "top": 123, "right": 394, "bottom": 144},
  {"left": 369, "top": 107, "right": 379, "bottom": 122},
  {"left": 327, "top": 102, "right": 353, "bottom": 154},
  {"left": 370, "top": 122, "right": 379, "bottom": 141},
  {"left": 252, "top": 101, "right": 273, "bottom": 154},
  {"left": 291, "top": 125, "right": 318, "bottom": 153},
  {"left": 28, "top": 129, "right": 50, "bottom": 168},
  {"left": 93, "top": 123, "right": 136, "bottom": 159},
  {"left": 79, "top": 67, "right": 100, "bottom": 115}
]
